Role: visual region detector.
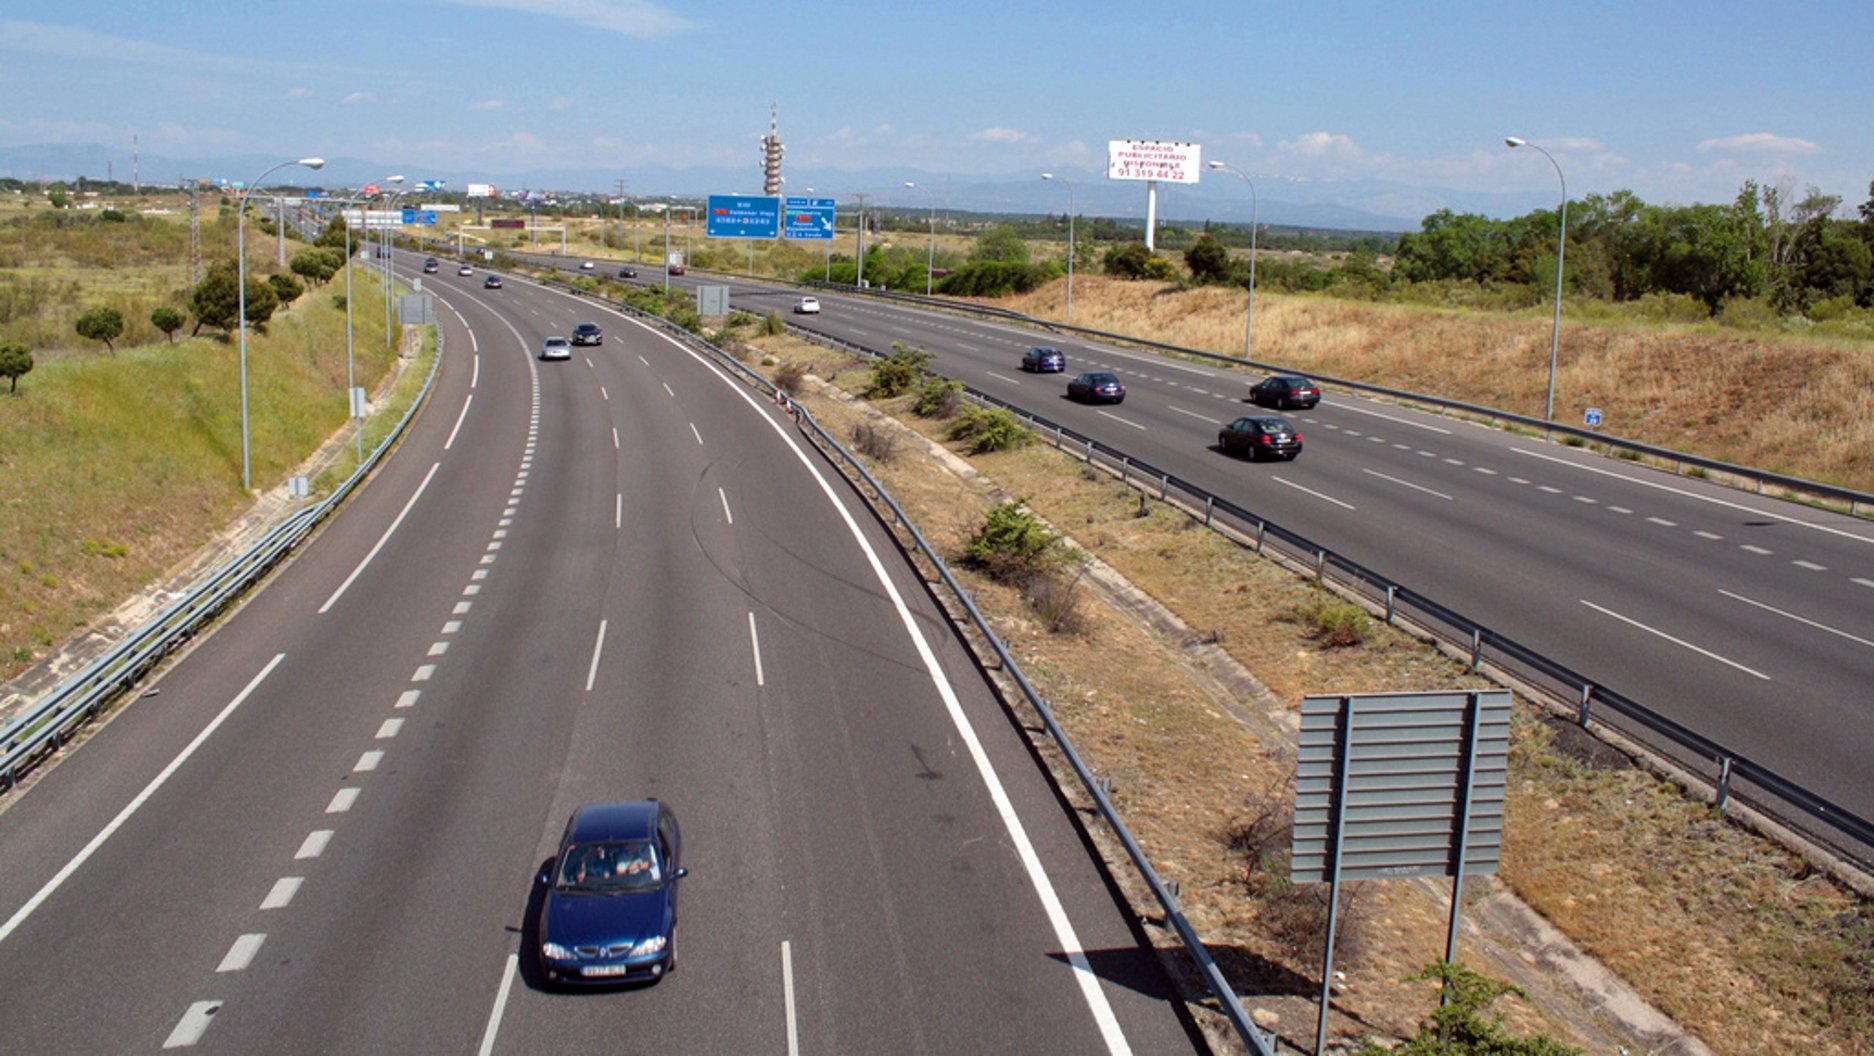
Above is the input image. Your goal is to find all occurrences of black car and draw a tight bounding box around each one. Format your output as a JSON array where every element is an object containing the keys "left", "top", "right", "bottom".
[
  {"left": 537, "top": 800, "right": 687, "bottom": 986},
  {"left": 1249, "top": 374, "right": 1321, "bottom": 409},
  {"left": 1219, "top": 415, "right": 1304, "bottom": 460},
  {"left": 1021, "top": 346, "right": 1066, "bottom": 373},
  {"left": 571, "top": 322, "right": 603, "bottom": 346},
  {"left": 618, "top": 266, "right": 638, "bottom": 279},
  {"left": 483, "top": 275, "right": 503, "bottom": 289},
  {"left": 1067, "top": 371, "right": 1126, "bottom": 404}
]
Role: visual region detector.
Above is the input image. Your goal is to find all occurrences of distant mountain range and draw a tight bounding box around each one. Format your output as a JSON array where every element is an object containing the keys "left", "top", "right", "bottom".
[{"left": 0, "top": 142, "right": 1564, "bottom": 233}]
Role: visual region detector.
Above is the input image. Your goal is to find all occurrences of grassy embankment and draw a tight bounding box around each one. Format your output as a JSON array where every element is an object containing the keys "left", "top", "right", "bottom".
[
  {"left": 0, "top": 202, "right": 408, "bottom": 678},
  {"left": 726, "top": 277, "right": 1872, "bottom": 1053}
]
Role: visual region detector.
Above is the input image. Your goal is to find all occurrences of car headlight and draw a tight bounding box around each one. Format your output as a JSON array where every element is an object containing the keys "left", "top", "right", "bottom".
[
  {"left": 628, "top": 935, "right": 667, "bottom": 958},
  {"left": 540, "top": 942, "right": 574, "bottom": 961}
]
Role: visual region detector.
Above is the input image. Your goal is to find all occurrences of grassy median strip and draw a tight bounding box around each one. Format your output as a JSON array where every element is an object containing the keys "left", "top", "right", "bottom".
[{"left": 741, "top": 328, "right": 1873, "bottom": 1055}]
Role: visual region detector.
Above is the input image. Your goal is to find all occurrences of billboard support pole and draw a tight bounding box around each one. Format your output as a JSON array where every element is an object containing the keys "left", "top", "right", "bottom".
[
  {"left": 1145, "top": 179, "right": 1159, "bottom": 251},
  {"left": 1314, "top": 695, "right": 1354, "bottom": 1056}
]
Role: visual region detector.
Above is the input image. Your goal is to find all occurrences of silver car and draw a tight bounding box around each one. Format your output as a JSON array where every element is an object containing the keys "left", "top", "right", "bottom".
[{"left": 540, "top": 336, "right": 573, "bottom": 361}]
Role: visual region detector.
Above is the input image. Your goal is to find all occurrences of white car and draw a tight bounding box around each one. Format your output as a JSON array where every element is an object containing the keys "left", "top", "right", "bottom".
[
  {"left": 579, "top": 261, "right": 596, "bottom": 271},
  {"left": 794, "top": 296, "right": 821, "bottom": 314},
  {"left": 458, "top": 265, "right": 474, "bottom": 276},
  {"left": 540, "top": 336, "right": 573, "bottom": 361}
]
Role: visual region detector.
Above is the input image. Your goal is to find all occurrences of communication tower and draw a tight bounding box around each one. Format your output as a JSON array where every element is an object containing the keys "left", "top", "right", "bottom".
[{"left": 760, "top": 104, "right": 785, "bottom": 196}]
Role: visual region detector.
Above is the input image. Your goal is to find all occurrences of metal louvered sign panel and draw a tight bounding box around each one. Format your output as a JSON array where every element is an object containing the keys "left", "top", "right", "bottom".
[{"left": 1291, "top": 690, "right": 1510, "bottom": 884}]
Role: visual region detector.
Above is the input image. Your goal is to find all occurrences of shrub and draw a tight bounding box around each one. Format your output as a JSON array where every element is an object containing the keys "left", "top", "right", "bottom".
[
  {"left": 0, "top": 342, "right": 32, "bottom": 393},
  {"left": 74, "top": 305, "right": 125, "bottom": 354},
  {"left": 1297, "top": 594, "right": 1370, "bottom": 646},
  {"left": 912, "top": 378, "right": 963, "bottom": 418},
  {"left": 150, "top": 306, "right": 185, "bottom": 342},
  {"left": 1228, "top": 775, "right": 1374, "bottom": 964},
  {"left": 948, "top": 407, "right": 1032, "bottom": 453},
  {"left": 1025, "top": 570, "right": 1087, "bottom": 634},
  {"left": 849, "top": 421, "right": 898, "bottom": 463},
  {"left": 761, "top": 310, "right": 785, "bottom": 336},
  {"left": 865, "top": 343, "right": 931, "bottom": 399},
  {"left": 964, "top": 502, "right": 1062, "bottom": 584},
  {"left": 1102, "top": 242, "right": 1154, "bottom": 279},
  {"left": 1351, "top": 962, "right": 1582, "bottom": 1055},
  {"left": 772, "top": 361, "right": 806, "bottom": 395}
]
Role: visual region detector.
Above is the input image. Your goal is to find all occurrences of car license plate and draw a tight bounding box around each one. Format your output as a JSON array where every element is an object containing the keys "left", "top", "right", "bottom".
[{"left": 582, "top": 964, "right": 630, "bottom": 977}]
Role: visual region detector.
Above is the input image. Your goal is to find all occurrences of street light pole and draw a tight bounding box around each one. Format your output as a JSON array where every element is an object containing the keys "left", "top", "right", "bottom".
[
  {"left": 853, "top": 193, "right": 870, "bottom": 289},
  {"left": 380, "top": 177, "right": 408, "bottom": 349},
  {"left": 1040, "top": 173, "right": 1075, "bottom": 323},
  {"left": 237, "top": 156, "right": 323, "bottom": 492},
  {"left": 1207, "top": 160, "right": 1260, "bottom": 361},
  {"left": 905, "top": 181, "right": 936, "bottom": 295},
  {"left": 1506, "top": 136, "right": 1567, "bottom": 422}
]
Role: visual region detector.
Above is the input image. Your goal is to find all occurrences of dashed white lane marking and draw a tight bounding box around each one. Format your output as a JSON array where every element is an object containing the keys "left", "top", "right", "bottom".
[
  {"left": 616, "top": 493, "right": 623, "bottom": 529},
  {"left": 260, "top": 877, "right": 302, "bottom": 910},
  {"left": 326, "top": 788, "right": 360, "bottom": 813},
  {"left": 1741, "top": 544, "right": 1773, "bottom": 555},
  {"left": 295, "top": 831, "right": 333, "bottom": 859},
  {"left": 319, "top": 462, "right": 441, "bottom": 614},
  {"left": 601, "top": 386, "right": 609, "bottom": 400},
  {"left": 463, "top": 584, "right": 482, "bottom": 596},
  {"left": 1720, "top": 589, "right": 1874, "bottom": 649},
  {"left": 783, "top": 940, "right": 800, "bottom": 1056},
  {"left": 1096, "top": 410, "right": 1146, "bottom": 430},
  {"left": 1273, "top": 476, "right": 1355, "bottom": 509},
  {"left": 720, "top": 487, "right": 735, "bottom": 524},
  {"left": 1574, "top": 496, "right": 1598, "bottom": 505},
  {"left": 1695, "top": 530, "right": 1722, "bottom": 540},
  {"left": 376, "top": 719, "right": 404, "bottom": 739},
  {"left": 1647, "top": 516, "right": 1677, "bottom": 527},
  {"left": 613, "top": 427, "right": 620, "bottom": 449},
  {"left": 663, "top": 382, "right": 675, "bottom": 397},
  {"left": 1855, "top": 578, "right": 1874, "bottom": 590},
  {"left": 749, "top": 612, "right": 765, "bottom": 687},
  {"left": 1362, "top": 468, "right": 1453, "bottom": 500},
  {"left": 1167, "top": 406, "right": 1219, "bottom": 425},
  {"left": 428, "top": 642, "right": 449, "bottom": 656},
  {"left": 162, "top": 1001, "right": 222, "bottom": 1048},
  {"left": 354, "top": 751, "right": 383, "bottom": 772},
  {"left": 585, "top": 620, "right": 607, "bottom": 692},
  {"left": 1793, "top": 560, "right": 1827, "bottom": 571},
  {"left": 0, "top": 654, "right": 285, "bottom": 948},
  {"left": 472, "top": 569, "right": 488, "bottom": 580},
  {"left": 413, "top": 665, "right": 436, "bottom": 681},
  {"left": 443, "top": 620, "right": 462, "bottom": 633},
  {"left": 475, "top": 954, "right": 519, "bottom": 1056},
  {"left": 1537, "top": 485, "right": 1562, "bottom": 494},
  {"left": 217, "top": 934, "right": 266, "bottom": 972},
  {"left": 1475, "top": 466, "right": 1499, "bottom": 476},
  {"left": 637, "top": 355, "right": 649, "bottom": 366},
  {"left": 1580, "top": 600, "right": 1770, "bottom": 680},
  {"left": 397, "top": 689, "right": 420, "bottom": 709},
  {"left": 690, "top": 423, "right": 704, "bottom": 445},
  {"left": 453, "top": 601, "right": 472, "bottom": 615},
  {"left": 1333, "top": 400, "right": 1454, "bottom": 433}
]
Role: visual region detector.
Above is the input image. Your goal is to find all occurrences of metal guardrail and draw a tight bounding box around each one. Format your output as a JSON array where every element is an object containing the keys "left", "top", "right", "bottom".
[
  {"left": 538, "top": 276, "right": 1280, "bottom": 1054},
  {"left": 792, "top": 325, "right": 1874, "bottom": 880},
  {"left": 0, "top": 320, "right": 446, "bottom": 791}
]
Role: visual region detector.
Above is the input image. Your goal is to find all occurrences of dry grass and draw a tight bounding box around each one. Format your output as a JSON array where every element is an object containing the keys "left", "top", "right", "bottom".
[
  {"left": 750, "top": 329, "right": 1872, "bottom": 1054},
  {"left": 998, "top": 275, "right": 1874, "bottom": 492}
]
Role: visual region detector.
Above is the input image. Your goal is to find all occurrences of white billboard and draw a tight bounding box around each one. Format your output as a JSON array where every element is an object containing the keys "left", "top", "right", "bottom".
[
  {"left": 1107, "top": 140, "right": 1203, "bottom": 184},
  {"left": 467, "top": 182, "right": 497, "bottom": 199}
]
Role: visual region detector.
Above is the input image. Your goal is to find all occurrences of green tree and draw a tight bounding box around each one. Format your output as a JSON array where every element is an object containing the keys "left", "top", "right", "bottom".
[
  {"left": 290, "top": 246, "right": 343, "bottom": 286},
  {"left": 969, "top": 224, "right": 1031, "bottom": 265},
  {"left": 0, "top": 342, "right": 32, "bottom": 393},
  {"left": 189, "top": 260, "right": 279, "bottom": 336},
  {"left": 74, "top": 306, "right": 125, "bottom": 354},
  {"left": 266, "top": 272, "right": 305, "bottom": 305},
  {"left": 1184, "top": 233, "right": 1233, "bottom": 284},
  {"left": 150, "top": 307, "right": 185, "bottom": 343},
  {"left": 47, "top": 189, "right": 69, "bottom": 209},
  {"left": 1392, "top": 210, "right": 1514, "bottom": 284},
  {"left": 865, "top": 343, "right": 933, "bottom": 399},
  {"left": 1102, "top": 241, "right": 1155, "bottom": 279}
]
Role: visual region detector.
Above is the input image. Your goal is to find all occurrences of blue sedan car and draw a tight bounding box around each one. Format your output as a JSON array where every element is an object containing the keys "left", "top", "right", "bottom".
[
  {"left": 1021, "top": 346, "right": 1066, "bottom": 373},
  {"left": 536, "top": 800, "right": 687, "bottom": 985}
]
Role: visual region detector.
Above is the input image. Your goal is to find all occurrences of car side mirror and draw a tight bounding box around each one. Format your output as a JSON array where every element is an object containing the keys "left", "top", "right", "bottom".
[
  {"left": 537, "top": 868, "right": 550, "bottom": 885},
  {"left": 672, "top": 866, "right": 689, "bottom": 880}
]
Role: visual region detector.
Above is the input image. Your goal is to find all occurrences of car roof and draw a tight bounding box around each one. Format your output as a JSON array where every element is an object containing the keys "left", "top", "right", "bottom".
[
  {"left": 1030, "top": 346, "right": 1060, "bottom": 353},
  {"left": 574, "top": 322, "right": 599, "bottom": 329},
  {"left": 566, "top": 800, "right": 661, "bottom": 843},
  {"left": 545, "top": 335, "right": 570, "bottom": 344},
  {"left": 1233, "top": 415, "right": 1295, "bottom": 428}
]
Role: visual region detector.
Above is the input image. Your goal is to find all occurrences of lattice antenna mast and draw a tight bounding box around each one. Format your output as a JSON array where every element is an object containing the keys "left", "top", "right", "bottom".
[
  {"left": 760, "top": 103, "right": 786, "bottom": 196},
  {"left": 186, "top": 178, "right": 202, "bottom": 288}
]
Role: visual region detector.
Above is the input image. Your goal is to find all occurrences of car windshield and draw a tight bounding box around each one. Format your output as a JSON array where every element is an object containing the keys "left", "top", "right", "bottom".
[
  {"left": 1261, "top": 418, "right": 1295, "bottom": 433},
  {"left": 557, "top": 840, "right": 663, "bottom": 892}
]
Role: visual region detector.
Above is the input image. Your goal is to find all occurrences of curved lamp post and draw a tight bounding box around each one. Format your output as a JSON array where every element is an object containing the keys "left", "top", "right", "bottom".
[
  {"left": 1206, "top": 160, "right": 1259, "bottom": 361},
  {"left": 1040, "top": 173, "right": 1075, "bottom": 322},
  {"left": 904, "top": 181, "right": 936, "bottom": 295},
  {"left": 238, "top": 156, "right": 323, "bottom": 492},
  {"left": 1506, "top": 136, "right": 1567, "bottom": 421}
]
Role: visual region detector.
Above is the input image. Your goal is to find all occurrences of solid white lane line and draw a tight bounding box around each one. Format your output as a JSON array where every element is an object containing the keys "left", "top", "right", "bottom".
[
  {"left": 162, "top": 1001, "right": 222, "bottom": 1048},
  {"left": 1515, "top": 446, "right": 1874, "bottom": 546},
  {"left": 295, "top": 830, "right": 333, "bottom": 859},
  {"left": 1273, "top": 476, "right": 1355, "bottom": 509},
  {"left": 782, "top": 941, "right": 799, "bottom": 1056},
  {"left": 585, "top": 620, "right": 607, "bottom": 692},
  {"left": 662, "top": 334, "right": 1134, "bottom": 1055},
  {"left": 445, "top": 393, "right": 474, "bottom": 450},
  {"left": 1580, "top": 600, "right": 1770, "bottom": 680},
  {"left": 1719, "top": 589, "right": 1874, "bottom": 649},
  {"left": 749, "top": 612, "right": 765, "bottom": 687},
  {"left": 0, "top": 654, "right": 285, "bottom": 948},
  {"left": 319, "top": 462, "right": 441, "bottom": 613},
  {"left": 719, "top": 487, "right": 734, "bottom": 524},
  {"left": 260, "top": 877, "right": 302, "bottom": 910},
  {"left": 475, "top": 954, "right": 519, "bottom": 1056},
  {"left": 1167, "top": 405, "right": 1220, "bottom": 425},
  {"left": 354, "top": 751, "right": 383, "bottom": 772},
  {"left": 376, "top": 719, "right": 404, "bottom": 739},
  {"left": 1362, "top": 468, "right": 1453, "bottom": 500},
  {"left": 690, "top": 423, "right": 704, "bottom": 445},
  {"left": 218, "top": 934, "right": 266, "bottom": 972},
  {"left": 326, "top": 788, "right": 360, "bottom": 813},
  {"left": 1095, "top": 410, "right": 1146, "bottom": 430}
]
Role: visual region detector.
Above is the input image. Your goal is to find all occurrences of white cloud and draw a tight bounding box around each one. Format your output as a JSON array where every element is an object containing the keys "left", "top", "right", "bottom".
[
  {"left": 477, "top": 131, "right": 549, "bottom": 156},
  {"left": 1279, "top": 131, "right": 1363, "bottom": 158},
  {"left": 971, "top": 127, "right": 1034, "bottom": 144},
  {"left": 435, "top": 0, "right": 698, "bottom": 37},
  {"left": 1697, "top": 132, "right": 1822, "bottom": 155},
  {"left": 830, "top": 124, "right": 895, "bottom": 145},
  {"left": 343, "top": 91, "right": 375, "bottom": 105},
  {"left": 286, "top": 87, "right": 313, "bottom": 99},
  {"left": 0, "top": 20, "right": 377, "bottom": 79},
  {"left": 469, "top": 99, "right": 504, "bottom": 111}
]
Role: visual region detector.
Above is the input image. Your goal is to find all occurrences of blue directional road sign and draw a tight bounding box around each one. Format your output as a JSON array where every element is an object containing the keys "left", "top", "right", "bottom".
[
  {"left": 705, "top": 195, "right": 782, "bottom": 239},
  {"left": 399, "top": 208, "right": 439, "bottom": 226},
  {"left": 783, "top": 197, "right": 837, "bottom": 241},
  {"left": 1584, "top": 407, "right": 1604, "bottom": 427}
]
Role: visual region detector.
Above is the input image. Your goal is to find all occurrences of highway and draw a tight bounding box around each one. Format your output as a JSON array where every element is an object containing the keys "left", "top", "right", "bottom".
[
  {"left": 593, "top": 262, "right": 1874, "bottom": 826},
  {"left": 0, "top": 257, "right": 1203, "bottom": 1053}
]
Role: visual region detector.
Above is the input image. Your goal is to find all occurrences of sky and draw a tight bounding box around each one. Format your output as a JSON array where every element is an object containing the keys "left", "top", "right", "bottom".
[{"left": 2, "top": 0, "right": 1870, "bottom": 215}]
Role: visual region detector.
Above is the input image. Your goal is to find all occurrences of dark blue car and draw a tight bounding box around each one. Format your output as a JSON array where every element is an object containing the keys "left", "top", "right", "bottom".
[
  {"left": 537, "top": 800, "right": 687, "bottom": 985},
  {"left": 1021, "top": 346, "right": 1066, "bottom": 373}
]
